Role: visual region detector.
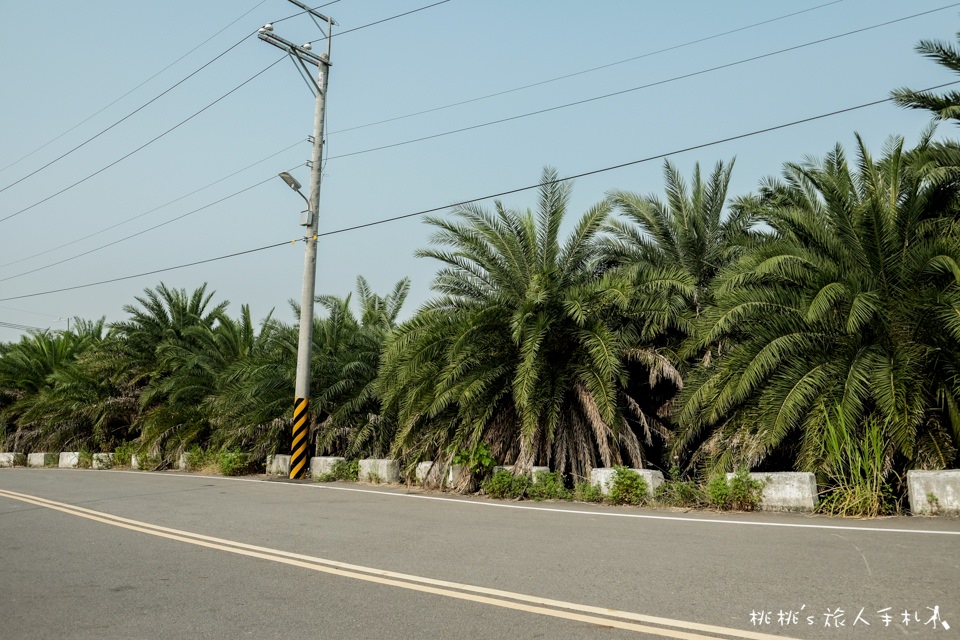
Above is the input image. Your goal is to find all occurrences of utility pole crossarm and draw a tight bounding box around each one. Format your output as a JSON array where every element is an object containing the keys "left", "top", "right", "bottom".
[{"left": 257, "top": 30, "right": 328, "bottom": 68}]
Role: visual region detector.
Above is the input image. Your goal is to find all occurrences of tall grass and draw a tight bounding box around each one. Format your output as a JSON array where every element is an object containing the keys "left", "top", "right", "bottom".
[{"left": 817, "top": 406, "right": 897, "bottom": 517}]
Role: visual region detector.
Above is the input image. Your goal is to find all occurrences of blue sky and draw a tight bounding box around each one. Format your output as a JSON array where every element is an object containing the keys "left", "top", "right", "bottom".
[{"left": 0, "top": 0, "right": 957, "bottom": 340}]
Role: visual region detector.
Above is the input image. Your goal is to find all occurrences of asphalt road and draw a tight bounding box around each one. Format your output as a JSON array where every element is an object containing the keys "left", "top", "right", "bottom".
[{"left": 1, "top": 468, "right": 957, "bottom": 639}]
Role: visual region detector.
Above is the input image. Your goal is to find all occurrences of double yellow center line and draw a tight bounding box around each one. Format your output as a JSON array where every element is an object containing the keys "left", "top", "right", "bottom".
[{"left": 0, "top": 488, "right": 797, "bottom": 640}]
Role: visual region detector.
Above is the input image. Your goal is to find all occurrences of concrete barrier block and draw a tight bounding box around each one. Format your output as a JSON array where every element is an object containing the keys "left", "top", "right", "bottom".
[
  {"left": 92, "top": 453, "right": 115, "bottom": 470},
  {"left": 359, "top": 459, "right": 399, "bottom": 483},
  {"left": 415, "top": 461, "right": 440, "bottom": 484},
  {"left": 590, "top": 468, "right": 662, "bottom": 496},
  {"left": 416, "top": 461, "right": 460, "bottom": 487},
  {"left": 447, "top": 464, "right": 465, "bottom": 484},
  {"left": 310, "top": 456, "right": 345, "bottom": 478},
  {"left": 590, "top": 468, "right": 616, "bottom": 494},
  {"left": 493, "top": 465, "right": 515, "bottom": 475},
  {"left": 266, "top": 454, "right": 291, "bottom": 476},
  {"left": 2, "top": 453, "right": 27, "bottom": 467},
  {"left": 59, "top": 452, "right": 80, "bottom": 468},
  {"left": 530, "top": 466, "right": 551, "bottom": 481},
  {"left": 908, "top": 470, "right": 960, "bottom": 515},
  {"left": 27, "top": 453, "right": 56, "bottom": 467},
  {"left": 1, "top": 453, "right": 26, "bottom": 467},
  {"left": 177, "top": 453, "right": 187, "bottom": 470},
  {"left": 725, "top": 472, "right": 817, "bottom": 512}
]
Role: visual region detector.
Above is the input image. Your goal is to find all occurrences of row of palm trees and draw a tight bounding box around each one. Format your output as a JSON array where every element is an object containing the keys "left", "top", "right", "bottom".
[{"left": 3, "top": 34, "right": 960, "bottom": 485}]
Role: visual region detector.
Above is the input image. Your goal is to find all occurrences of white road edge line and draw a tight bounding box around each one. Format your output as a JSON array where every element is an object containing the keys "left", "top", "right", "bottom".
[{"left": 97, "top": 469, "right": 960, "bottom": 536}]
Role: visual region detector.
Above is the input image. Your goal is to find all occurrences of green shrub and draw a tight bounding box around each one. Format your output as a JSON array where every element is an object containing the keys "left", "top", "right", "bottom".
[
  {"left": 113, "top": 442, "right": 136, "bottom": 467},
  {"left": 186, "top": 445, "right": 213, "bottom": 471},
  {"left": 483, "top": 470, "right": 530, "bottom": 500},
  {"left": 217, "top": 450, "right": 252, "bottom": 476},
  {"left": 133, "top": 452, "right": 160, "bottom": 471},
  {"left": 318, "top": 459, "right": 359, "bottom": 482},
  {"left": 608, "top": 466, "right": 649, "bottom": 506},
  {"left": 452, "top": 442, "right": 496, "bottom": 477},
  {"left": 526, "top": 471, "right": 571, "bottom": 501},
  {"left": 729, "top": 469, "right": 764, "bottom": 510},
  {"left": 926, "top": 492, "right": 940, "bottom": 515},
  {"left": 573, "top": 481, "right": 603, "bottom": 503},
  {"left": 707, "top": 469, "right": 763, "bottom": 510},
  {"left": 78, "top": 450, "right": 93, "bottom": 469},
  {"left": 655, "top": 479, "right": 706, "bottom": 508}
]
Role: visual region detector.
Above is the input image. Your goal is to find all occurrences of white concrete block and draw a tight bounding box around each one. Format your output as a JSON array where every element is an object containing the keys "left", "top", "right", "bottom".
[
  {"left": 590, "top": 468, "right": 662, "bottom": 496},
  {"left": 447, "top": 464, "right": 465, "bottom": 484},
  {"left": 59, "top": 452, "right": 80, "bottom": 468},
  {"left": 310, "top": 456, "right": 345, "bottom": 478},
  {"left": 359, "top": 459, "right": 399, "bottom": 483},
  {"left": 177, "top": 453, "right": 187, "bottom": 470},
  {"left": 590, "top": 468, "right": 616, "bottom": 494},
  {"left": 0, "top": 453, "right": 19, "bottom": 467},
  {"left": 530, "top": 466, "right": 551, "bottom": 481},
  {"left": 493, "top": 465, "right": 515, "bottom": 475},
  {"left": 415, "top": 461, "right": 439, "bottom": 484},
  {"left": 725, "top": 472, "right": 817, "bottom": 512},
  {"left": 92, "top": 453, "right": 115, "bottom": 470},
  {"left": 130, "top": 454, "right": 154, "bottom": 470},
  {"left": 908, "top": 470, "right": 960, "bottom": 515},
  {"left": 416, "top": 462, "right": 461, "bottom": 487},
  {"left": 266, "top": 454, "right": 291, "bottom": 476},
  {"left": 27, "top": 453, "right": 56, "bottom": 467}
]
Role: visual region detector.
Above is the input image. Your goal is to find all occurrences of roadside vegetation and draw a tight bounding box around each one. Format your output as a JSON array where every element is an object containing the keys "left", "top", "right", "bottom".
[{"left": 3, "top": 33, "right": 960, "bottom": 516}]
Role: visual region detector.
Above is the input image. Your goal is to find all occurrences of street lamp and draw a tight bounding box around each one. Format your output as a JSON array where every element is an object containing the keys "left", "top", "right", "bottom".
[
  {"left": 279, "top": 171, "right": 302, "bottom": 192},
  {"left": 279, "top": 172, "right": 313, "bottom": 226}
]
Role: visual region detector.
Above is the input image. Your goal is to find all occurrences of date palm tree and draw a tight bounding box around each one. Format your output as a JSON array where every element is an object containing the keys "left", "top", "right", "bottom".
[
  {"left": 892, "top": 32, "right": 960, "bottom": 122},
  {"left": 675, "top": 134, "right": 960, "bottom": 474},
  {"left": 380, "top": 168, "right": 680, "bottom": 479},
  {"left": 101, "top": 283, "right": 229, "bottom": 457},
  {"left": 0, "top": 319, "right": 114, "bottom": 451}
]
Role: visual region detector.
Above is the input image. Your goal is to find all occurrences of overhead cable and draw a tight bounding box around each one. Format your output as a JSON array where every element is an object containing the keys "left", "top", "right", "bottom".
[
  {"left": 0, "top": 56, "right": 286, "bottom": 225},
  {"left": 4, "top": 81, "right": 958, "bottom": 302},
  {"left": 0, "top": 1, "right": 268, "bottom": 179},
  {"left": 326, "top": 2, "right": 960, "bottom": 162},
  {"left": 330, "top": 0, "right": 847, "bottom": 135},
  {"left": 0, "top": 140, "right": 304, "bottom": 271},
  {"left": 309, "top": 0, "right": 452, "bottom": 43}
]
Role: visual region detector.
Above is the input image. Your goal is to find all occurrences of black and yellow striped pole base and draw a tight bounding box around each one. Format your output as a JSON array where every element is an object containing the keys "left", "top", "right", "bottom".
[{"left": 290, "top": 398, "right": 309, "bottom": 479}]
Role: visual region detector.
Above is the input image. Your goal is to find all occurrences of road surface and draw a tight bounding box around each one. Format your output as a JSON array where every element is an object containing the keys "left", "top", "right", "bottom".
[{"left": 1, "top": 468, "right": 957, "bottom": 639}]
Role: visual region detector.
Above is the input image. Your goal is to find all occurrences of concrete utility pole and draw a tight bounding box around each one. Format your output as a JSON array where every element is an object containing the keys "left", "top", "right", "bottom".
[{"left": 259, "top": 2, "right": 335, "bottom": 480}]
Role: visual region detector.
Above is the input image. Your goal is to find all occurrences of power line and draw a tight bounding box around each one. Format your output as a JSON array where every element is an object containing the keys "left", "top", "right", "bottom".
[
  {"left": 0, "top": 160, "right": 305, "bottom": 283},
  {"left": 0, "top": 32, "right": 260, "bottom": 197},
  {"left": 0, "top": 140, "right": 305, "bottom": 271},
  {"left": 0, "top": 320, "right": 46, "bottom": 332},
  {"left": 0, "top": 1, "right": 268, "bottom": 179},
  {"left": 0, "top": 304, "right": 62, "bottom": 318},
  {"left": 0, "top": 0, "right": 453, "bottom": 228},
  {"left": 0, "top": 56, "right": 286, "bottom": 226},
  {"left": 273, "top": 0, "right": 342, "bottom": 24},
  {"left": 330, "top": 0, "right": 847, "bottom": 135},
  {"left": 309, "top": 0, "right": 452, "bottom": 43},
  {"left": 320, "top": 88, "right": 960, "bottom": 236},
  {"left": 4, "top": 81, "right": 957, "bottom": 303},
  {"left": 0, "top": 240, "right": 301, "bottom": 302},
  {"left": 0, "top": 177, "right": 277, "bottom": 284},
  {"left": 326, "top": 2, "right": 960, "bottom": 162}
]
